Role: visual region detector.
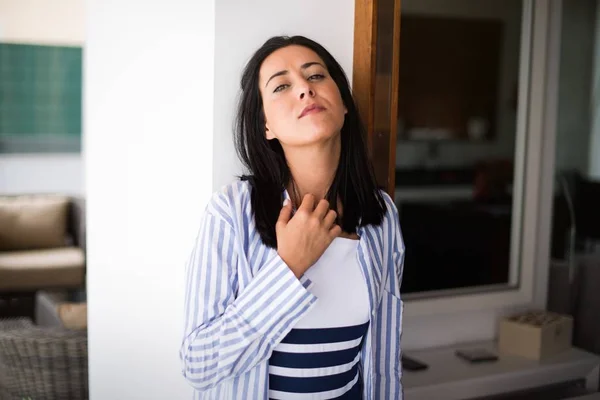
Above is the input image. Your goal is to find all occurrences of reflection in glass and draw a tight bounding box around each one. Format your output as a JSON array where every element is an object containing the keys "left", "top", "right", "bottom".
[{"left": 394, "top": 0, "right": 524, "bottom": 295}]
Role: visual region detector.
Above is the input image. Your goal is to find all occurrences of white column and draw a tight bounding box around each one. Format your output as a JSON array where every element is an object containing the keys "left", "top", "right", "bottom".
[{"left": 85, "top": 0, "right": 215, "bottom": 398}]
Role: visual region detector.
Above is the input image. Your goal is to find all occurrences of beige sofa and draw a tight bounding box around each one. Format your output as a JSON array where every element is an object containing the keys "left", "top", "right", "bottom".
[{"left": 0, "top": 194, "right": 86, "bottom": 293}]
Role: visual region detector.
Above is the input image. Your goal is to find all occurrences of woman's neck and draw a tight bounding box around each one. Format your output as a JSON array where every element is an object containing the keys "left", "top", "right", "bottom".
[
  {"left": 284, "top": 136, "right": 341, "bottom": 206},
  {"left": 284, "top": 136, "right": 359, "bottom": 239}
]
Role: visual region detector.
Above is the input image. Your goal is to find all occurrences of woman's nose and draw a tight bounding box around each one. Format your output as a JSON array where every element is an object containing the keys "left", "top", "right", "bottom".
[{"left": 299, "top": 86, "right": 315, "bottom": 100}]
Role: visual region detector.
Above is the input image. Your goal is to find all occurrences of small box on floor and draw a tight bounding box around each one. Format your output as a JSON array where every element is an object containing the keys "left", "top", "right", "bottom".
[{"left": 498, "top": 310, "right": 573, "bottom": 360}]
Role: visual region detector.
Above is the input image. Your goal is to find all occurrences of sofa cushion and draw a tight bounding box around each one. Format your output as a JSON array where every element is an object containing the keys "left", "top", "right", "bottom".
[
  {"left": 0, "top": 247, "right": 85, "bottom": 290},
  {"left": 0, "top": 195, "right": 70, "bottom": 251}
]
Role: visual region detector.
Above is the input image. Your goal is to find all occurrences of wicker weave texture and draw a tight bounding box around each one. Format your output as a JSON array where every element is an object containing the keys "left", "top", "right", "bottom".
[{"left": 0, "top": 318, "right": 88, "bottom": 400}]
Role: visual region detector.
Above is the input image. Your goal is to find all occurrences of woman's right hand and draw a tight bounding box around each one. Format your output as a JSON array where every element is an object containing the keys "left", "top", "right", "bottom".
[{"left": 276, "top": 194, "right": 342, "bottom": 278}]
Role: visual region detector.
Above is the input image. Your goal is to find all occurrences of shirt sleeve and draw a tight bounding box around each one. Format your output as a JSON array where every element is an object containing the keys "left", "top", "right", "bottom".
[
  {"left": 373, "top": 195, "right": 405, "bottom": 399},
  {"left": 179, "top": 210, "right": 318, "bottom": 392}
]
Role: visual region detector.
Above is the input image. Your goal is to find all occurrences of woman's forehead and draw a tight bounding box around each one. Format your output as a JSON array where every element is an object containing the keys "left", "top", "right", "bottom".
[{"left": 260, "top": 46, "right": 325, "bottom": 78}]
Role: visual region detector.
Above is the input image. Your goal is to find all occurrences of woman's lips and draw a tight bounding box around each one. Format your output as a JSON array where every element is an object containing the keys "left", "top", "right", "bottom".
[{"left": 299, "top": 104, "right": 325, "bottom": 118}]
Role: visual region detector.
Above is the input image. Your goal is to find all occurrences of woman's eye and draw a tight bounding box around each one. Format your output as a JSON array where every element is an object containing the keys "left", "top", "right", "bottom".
[
  {"left": 274, "top": 84, "right": 288, "bottom": 93},
  {"left": 308, "top": 74, "right": 325, "bottom": 81}
]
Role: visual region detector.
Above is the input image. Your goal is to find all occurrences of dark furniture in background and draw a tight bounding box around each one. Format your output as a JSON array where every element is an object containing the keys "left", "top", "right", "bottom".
[
  {"left": 575, "top": 177, "right": 600, "bottom": 246},
  {"left": 396, "top": 163, "right": 513, "bottom": 295},
  {"left": 551, "top": 172, "right": 600, "bottom": 260},
  {"left": 395, "top": 167, "right": 476, "bottom": 187},
  {"left": 399, "top": 200, "right": 512, "bottom": 294}
]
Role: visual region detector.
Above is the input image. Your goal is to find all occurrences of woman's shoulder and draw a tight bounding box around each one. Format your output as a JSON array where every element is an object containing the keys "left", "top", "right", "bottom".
[
  {"left": 377, "top": 189, "right": 399, "bottom": 221},
  {"left": 204, "top": 179, "right": 252, "bottom": 225},
  {"left": 376, "top": 189, "right": 404, "bottom": 247},
  {"left": 211, "top": 179, "right": 252, "bottom": 200}
]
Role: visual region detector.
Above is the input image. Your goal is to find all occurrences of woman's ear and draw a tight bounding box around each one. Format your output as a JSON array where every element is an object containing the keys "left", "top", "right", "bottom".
[{"left": 265, "top": 123, "right": 275, "bottom": 140}]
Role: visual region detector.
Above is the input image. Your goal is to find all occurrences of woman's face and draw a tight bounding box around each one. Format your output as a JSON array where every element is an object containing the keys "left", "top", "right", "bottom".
[{"left": 258, "top": 45, "right": 347, "bottom": 148}]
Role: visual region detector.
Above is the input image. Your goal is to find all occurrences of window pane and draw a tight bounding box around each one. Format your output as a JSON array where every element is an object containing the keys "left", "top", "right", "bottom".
[{"left": 396, "top": 0, "right": 524, "bottom": 295}]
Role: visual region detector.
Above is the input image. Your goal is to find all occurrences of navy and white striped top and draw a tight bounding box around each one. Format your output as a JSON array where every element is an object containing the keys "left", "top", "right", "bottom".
[
  {"left": 180, "top": 180, "right": 405, "bottom": 399},
  {"left": 269, "top": 237, "right": 369, "bottom": 399},
  {"left": 269, "top": 321, "right": 368, "bottom": 399}
]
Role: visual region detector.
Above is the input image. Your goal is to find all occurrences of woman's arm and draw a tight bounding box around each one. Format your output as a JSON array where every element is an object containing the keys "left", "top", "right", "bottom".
[
  {"left": 373, "top": 195, "right": 405, "bottom": 399},
  {"left": 179, "top": 210, "right": 317, "bottom": 392}
]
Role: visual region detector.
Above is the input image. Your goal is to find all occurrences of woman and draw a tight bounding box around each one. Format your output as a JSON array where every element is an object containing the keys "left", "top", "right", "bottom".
[{"left": 180, "top": 35, "right": 405, "bottom": 400}]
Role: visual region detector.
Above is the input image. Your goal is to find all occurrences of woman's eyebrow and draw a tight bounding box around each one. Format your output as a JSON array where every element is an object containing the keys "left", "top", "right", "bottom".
[
  {"left": 265, "top": 70, "right": 288, "bottom": 88},
  {"left": 300, "top": 61, "right": 324, "bottom": 70},
  {"left": 264, "top": 61, "right": 325, "bottom": 88}
]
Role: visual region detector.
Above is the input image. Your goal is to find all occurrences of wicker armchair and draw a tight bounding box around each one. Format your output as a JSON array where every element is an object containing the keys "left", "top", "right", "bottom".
[{"left": 0, "top": 318, "right": 88, "bottom": 400}]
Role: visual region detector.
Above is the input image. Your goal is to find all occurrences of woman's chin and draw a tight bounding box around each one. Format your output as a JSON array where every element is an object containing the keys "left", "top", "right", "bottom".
[
  {"left": 303, "top": 121, "right": 342, "bottom": 141},
  {"left": 278, "top": 123, "right": 342, "bottom": 147},
  {"left": 298, "top": 129, "right": 340, "bottom": 146}
]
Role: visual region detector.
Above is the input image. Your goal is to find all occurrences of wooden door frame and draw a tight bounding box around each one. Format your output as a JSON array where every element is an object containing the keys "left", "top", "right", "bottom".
[{"left": 352, "top": 0, "right": 402, "bottom": 196}]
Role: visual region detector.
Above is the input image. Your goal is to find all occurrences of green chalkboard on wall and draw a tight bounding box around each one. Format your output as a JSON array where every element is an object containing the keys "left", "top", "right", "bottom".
[{"left": 0, "top": 43, "right": 82, "bottom": 153}]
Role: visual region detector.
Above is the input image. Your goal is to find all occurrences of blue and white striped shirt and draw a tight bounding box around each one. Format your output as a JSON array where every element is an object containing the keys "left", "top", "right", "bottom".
[{"left": 180, "top": 180, "right": 405, "bottom": 399}]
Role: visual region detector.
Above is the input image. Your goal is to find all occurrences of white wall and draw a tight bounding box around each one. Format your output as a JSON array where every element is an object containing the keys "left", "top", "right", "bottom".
[
  {"left": 85, "top": 0, "right": 214, "bottom": 398},
  {"left": 0, "top": 154, "right": 82, "bottom": 195},
  {"left": 0, "top": 0, "right": 84, "bottom": 45},
  {"left": 397, "top": 0, "right": 522, "bottom": 168},
  {"left": 0, "top": 0, "right": 84, "bottom": 195}
]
